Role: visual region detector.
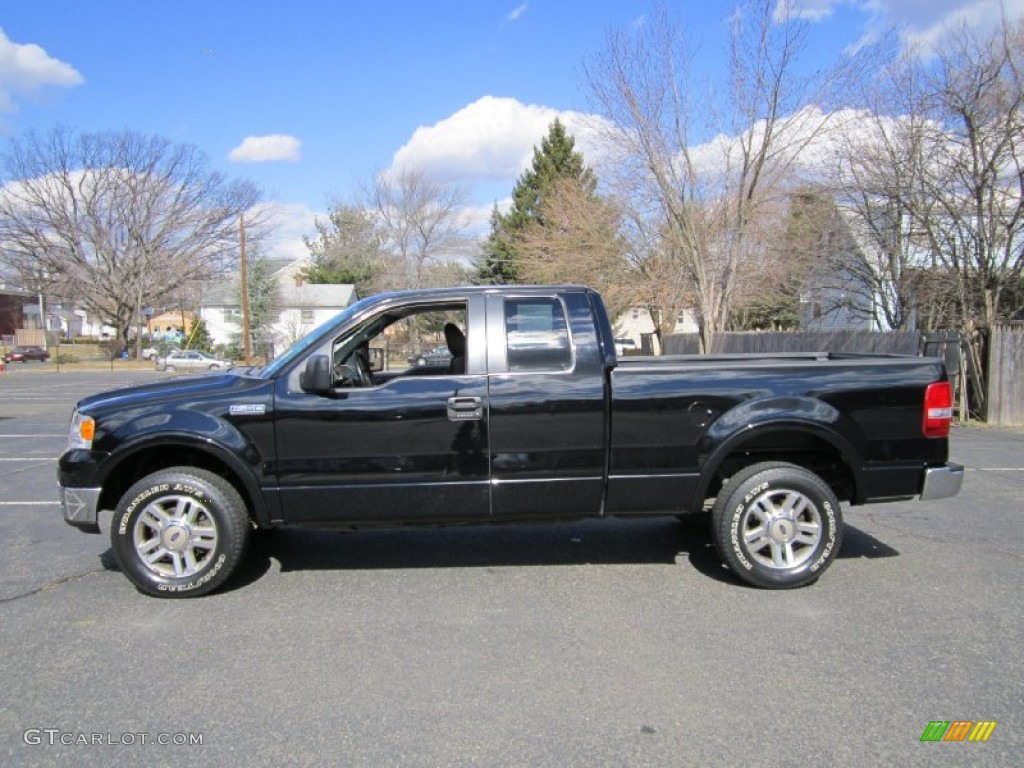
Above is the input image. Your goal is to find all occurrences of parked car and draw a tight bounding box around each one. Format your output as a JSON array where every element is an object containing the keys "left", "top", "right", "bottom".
[
  {"left": 407, "top": 345, "right": 453, "bottom": 367},
  {"left": 141, "top": 346, "right": 160, "bottom": 361},
  {"left": 3, "top": 345, "right": 50, "bottom": 363},
  {"left": 154, "top": 349, "right": 233, "bottom": 372},
  {"left": 59, "top": 285, "right": 961, "bottom": 598}
]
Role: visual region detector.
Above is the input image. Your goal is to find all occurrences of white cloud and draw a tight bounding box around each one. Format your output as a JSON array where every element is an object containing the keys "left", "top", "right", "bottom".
[
  {"left": 774, "top": 1, "right": 1024, "bottom": 55},
  {"left": 247, "top": 199, "right": 323, "bottom": 264},
  {"left": 251, "top": 200, "right": 323, "bottom": 261},
  {"left": 506, "top": 3, "right": 529, "bottom": 22},
  {"left": 228, "top": 134, "right": 302, "bottom": 163},
  {"left": 388, "top": 95, "right": 616, "bottom": 188},
  {"left": 893, "top": 0, "right": 1024, "bottom": 53},
  {"left": 0, "top": 27, "right": 83, "bottom": 116},
  {"left": 774, "top": 0, "right": 839, "bottom": 23}
]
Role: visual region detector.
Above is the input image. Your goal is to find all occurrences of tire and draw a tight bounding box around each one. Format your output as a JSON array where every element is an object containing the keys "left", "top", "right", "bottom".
[
  {"left": 110, "top": 467, "right": 251, "bottom": 598},
  {"left": 166, "top": 365, "right": 176, "bottom": 372},
  {"left": 711, "top": 461, "right": 843, "bottom": 589}
]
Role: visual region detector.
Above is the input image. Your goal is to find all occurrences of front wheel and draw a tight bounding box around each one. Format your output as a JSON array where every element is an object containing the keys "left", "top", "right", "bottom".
[
  {"left": 110, "top": 468, "right": 251, "bottom": 597},
  {"left": 711, "top": 462, "right": 843, "bottom": 589}
]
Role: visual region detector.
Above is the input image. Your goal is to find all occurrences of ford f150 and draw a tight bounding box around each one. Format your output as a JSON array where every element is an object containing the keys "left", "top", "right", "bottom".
[{"left": 58, "top": 286, "right": 962, "bottom": 596}]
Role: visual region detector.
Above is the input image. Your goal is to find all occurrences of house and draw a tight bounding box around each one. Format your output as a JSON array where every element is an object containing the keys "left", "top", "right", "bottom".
[
  {"left": 798, "top": 209, "right": 885, "bottom": 331},
  {"left": 200, "top": 258, "right": 356, "bottom": 355},
  {"left": 615, "top": 306, "right": 699, "bottom": 354},
  {"left": 793, "top": 194, "right": 931, "bottom": 332},
  {"left": 1, "top": 285, "right": 115, "bottom": 345},
  {"left": 0, "top": 287, "right": 28, "bottom": 340},
  {"left": 146, "top": 310, "right": 196, "bottom": 342}
]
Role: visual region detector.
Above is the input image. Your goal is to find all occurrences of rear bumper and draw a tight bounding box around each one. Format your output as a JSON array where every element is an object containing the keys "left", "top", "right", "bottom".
[{"left": 920, "top": 463, "right": 964, "bottom": 501}]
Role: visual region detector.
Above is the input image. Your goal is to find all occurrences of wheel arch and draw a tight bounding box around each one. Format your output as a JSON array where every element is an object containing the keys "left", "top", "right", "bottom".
[
  {"left": 694, "top": 419, "right": 863, "bottom": 508},
  {"left": 96, "top": 436, "right": 271, "bottom": 528}
]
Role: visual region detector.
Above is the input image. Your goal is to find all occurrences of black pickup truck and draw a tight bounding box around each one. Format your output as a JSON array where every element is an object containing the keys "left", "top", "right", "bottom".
[{"left": 58, "top": 286, "right": 962, "bottom": 597}]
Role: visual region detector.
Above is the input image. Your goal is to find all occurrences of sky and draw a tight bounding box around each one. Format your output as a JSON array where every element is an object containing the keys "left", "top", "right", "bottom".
[{"left": 1, "top": 0, "right": 1022, "bottom": 261}]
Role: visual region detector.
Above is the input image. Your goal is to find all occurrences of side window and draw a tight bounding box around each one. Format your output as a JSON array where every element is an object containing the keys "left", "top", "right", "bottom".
[
  {"left": 327, "top": 302, "right": 468, "bottom": 384},
  {"left": 504, "top": 298, "right": 571, "bottom": 372}
]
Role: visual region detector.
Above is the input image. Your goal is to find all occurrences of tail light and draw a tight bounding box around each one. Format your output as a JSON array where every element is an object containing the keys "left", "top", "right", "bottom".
[{"left": 923, "top": 381, "right": 953, "bottom": 438}]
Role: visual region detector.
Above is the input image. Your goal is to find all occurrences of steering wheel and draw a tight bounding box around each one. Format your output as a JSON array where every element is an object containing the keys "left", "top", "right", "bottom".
[{"left": 333, "top": 350, "right": 373, "bottom": 388}]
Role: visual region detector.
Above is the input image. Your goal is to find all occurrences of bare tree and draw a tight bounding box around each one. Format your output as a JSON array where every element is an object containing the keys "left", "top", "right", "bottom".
[
  {"left": 366, "top": 166, "right": 470, "bottom": 290},
  {"left": 514, "top": 177, "right": 634, "bottom": 317},
  {"left": 913, "top": 17, "right": 1024, "bottom": 330},
  {"left": 831, "top": 16, "right": 1024, "bottom": 334},
  {"left": 0, "top": 127, "right": 262, "bottom": 350},
  {"left": 585, "top": 1, "right": 867, "bottom": 351}
]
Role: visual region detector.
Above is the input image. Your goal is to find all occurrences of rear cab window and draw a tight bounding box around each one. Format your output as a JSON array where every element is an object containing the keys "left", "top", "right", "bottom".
[{"left": 504, "top": 297, "right": 572, "bottom": 372}]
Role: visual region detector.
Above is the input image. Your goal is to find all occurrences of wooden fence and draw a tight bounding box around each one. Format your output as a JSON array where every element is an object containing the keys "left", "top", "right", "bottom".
[
  {"left": 662, "top": 330, "right": 920, "bottom": 356},
  {"left": 988, "top": 326, "right": 1024, "bottom": 426}
]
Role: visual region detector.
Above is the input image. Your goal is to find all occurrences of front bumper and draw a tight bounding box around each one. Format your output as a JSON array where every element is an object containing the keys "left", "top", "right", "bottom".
[
  {"left": 59, "top": 486, "right": 102, "bottom": 534},
  {"left": 920, "top": 462, "right": 964, "bottom": 501}
]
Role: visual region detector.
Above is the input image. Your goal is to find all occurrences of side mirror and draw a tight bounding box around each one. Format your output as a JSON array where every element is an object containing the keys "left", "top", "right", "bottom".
[{"left": 300, "top": 354, "right": 333, "bottom": 394}]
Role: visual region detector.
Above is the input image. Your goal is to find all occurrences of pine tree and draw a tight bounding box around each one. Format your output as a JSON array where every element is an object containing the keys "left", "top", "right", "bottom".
[
  {"left": 301, "top": 205, "right": 382, "bottom": 293},
  {"left": 476, "top": 204, "right": 520, "bottom": 284},
  {"left": 476, "top": 119, "right": 596, "bottom": 284}
]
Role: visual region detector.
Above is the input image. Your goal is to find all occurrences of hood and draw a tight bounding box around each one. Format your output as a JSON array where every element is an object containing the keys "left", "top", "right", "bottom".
[{"left": 75, "top": 371, "right": 263, "bottom": 415}]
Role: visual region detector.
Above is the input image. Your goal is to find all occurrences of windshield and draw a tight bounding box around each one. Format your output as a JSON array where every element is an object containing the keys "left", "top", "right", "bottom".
[{"left": 259, "top": 296, "right": 377, "bottom": 378}]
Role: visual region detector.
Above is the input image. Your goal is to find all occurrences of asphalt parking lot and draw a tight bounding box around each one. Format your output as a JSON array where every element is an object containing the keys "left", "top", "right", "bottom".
[{"left": 0, "top": 368, "right": 1021, "bottom": 766}]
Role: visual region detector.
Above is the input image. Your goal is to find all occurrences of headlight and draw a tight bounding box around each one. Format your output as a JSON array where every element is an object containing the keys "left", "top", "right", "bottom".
[{"left": 67, "top": 411, "right": 96, "bottom": 451}]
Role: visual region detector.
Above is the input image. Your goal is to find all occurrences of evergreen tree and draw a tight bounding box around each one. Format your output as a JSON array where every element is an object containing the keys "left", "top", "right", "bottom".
[
  {"left": 244, "top": 254, "right": 278, "bottom": 358},
  {"left": 476, "top": 119, "right": 596, "bottom": 283},
  {"left": 186, "top": 317, "right": 216, "bottom": 352},
  {"left": 476, "top": 204, "right": 520, "bottom": 284},
  {"left": 301, "top": 204, "right": 382, "bottom": 293}
]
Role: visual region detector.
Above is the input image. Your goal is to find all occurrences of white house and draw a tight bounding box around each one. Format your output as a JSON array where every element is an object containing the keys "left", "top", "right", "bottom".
[
  {"left": 200, "top": 258, "right": 356, "bottom": 354},
  {"left": 615, "top": 306, "right": 699, "bottom": 354},
  {"left": 24, "top": 305, "right": 117, "bottom": 339}
]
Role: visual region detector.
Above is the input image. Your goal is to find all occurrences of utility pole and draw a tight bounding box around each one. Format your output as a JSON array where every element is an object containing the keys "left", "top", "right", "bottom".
[
  {"left": 36, "top": 269, "right": 48, "bottom": 351},
  {"left": 239, "top": 213, "right": 251, "bottom": 364}
]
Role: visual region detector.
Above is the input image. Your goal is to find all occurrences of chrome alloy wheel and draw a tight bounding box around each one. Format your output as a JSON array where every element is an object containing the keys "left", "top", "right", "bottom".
[
  {"left": 132, "top": 495, "right": 219, "bottom": 578},
  {"left": 739, "top": 488, "right": 822, "bottom": 570}
]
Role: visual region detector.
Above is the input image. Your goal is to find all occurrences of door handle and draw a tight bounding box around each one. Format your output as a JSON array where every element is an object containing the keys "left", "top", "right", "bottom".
[{"left": 447, "top": 396, "right": 483, "bottom": 421}]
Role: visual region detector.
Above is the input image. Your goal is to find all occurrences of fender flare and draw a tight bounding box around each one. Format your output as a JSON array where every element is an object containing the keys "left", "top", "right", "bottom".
[
  {"left": 98, "top": 432, "right": 272, "bottom": 526},
  {"left": 691, "top": 417, "right": 865, "bottom": 509}
]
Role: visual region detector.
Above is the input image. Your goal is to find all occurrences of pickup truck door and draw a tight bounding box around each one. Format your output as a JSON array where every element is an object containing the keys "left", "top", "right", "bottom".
[
  {"left": 271, "top": 296, "right": 490, "bottom": 524},
  {"left": 485, "top": 291, "right": 608, "bottom": 519}
]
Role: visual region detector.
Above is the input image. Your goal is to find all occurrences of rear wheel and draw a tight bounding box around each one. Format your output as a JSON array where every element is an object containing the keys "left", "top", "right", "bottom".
[
  {"left": 110, "top": 467, "right": 251, "bottom": 597},
  {"left": 711, "top": 461, "right": 842, "bottom": 589}
]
